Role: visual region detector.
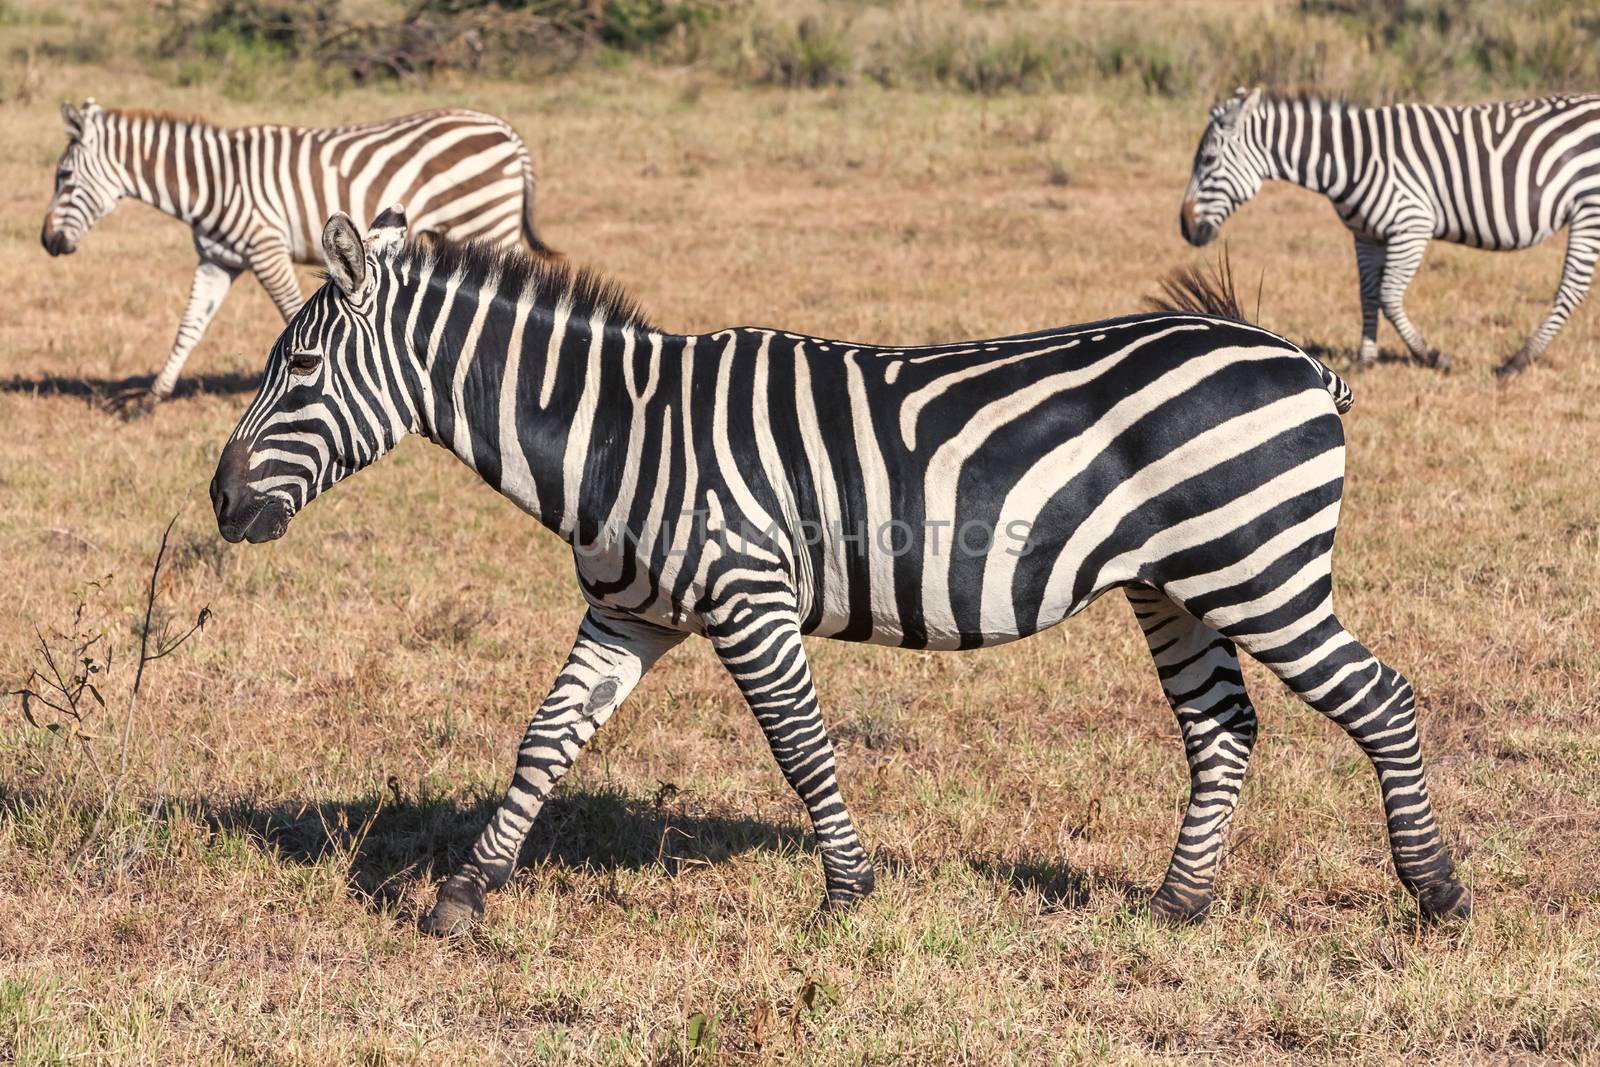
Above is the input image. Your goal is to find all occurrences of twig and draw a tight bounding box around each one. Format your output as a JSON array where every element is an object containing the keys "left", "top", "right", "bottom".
[{"left": 116, "top": 511, "right": 211, "bottom": 808}]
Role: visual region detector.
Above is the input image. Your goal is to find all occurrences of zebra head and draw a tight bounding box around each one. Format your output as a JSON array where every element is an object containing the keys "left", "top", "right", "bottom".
[
  {"left": 41, "top": 100, "right": 123, "bottom": 257},
  {"left": 1180, "top": 87, "right": 1267, "bottom": 247},
  {"left": 212, "top": 209, "right": 414, "bottom": 544}
]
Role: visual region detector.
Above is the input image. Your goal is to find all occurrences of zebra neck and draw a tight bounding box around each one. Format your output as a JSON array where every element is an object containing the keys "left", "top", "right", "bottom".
[
  {"left": 1258, "top": 98, "right": 1363, "bottom": 198},
  {"left": 106, "top": 111, "right": 222, "bottom": 226},
  {"left": 406, "top": 280, "right": 648, "bottom": 544}
]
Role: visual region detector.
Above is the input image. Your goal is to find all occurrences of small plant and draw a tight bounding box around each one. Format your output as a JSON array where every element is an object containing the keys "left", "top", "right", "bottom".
[
  {"left": 12, "top": 575, "right": 115, "bottom": 790},
  {"left": 9, "top": 514, "right": 211, "bottom": 857},
  {"left": 684, "top": 1010, "right": 715, "bottom": 1055}
]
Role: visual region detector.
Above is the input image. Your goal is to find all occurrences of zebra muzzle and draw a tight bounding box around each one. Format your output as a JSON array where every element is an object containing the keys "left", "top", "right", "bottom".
[
  {"left": 212, "top": 445, "right": 293, "bottom": 544},
  {"left": 1180, "top": 213, "right": 1217, "bottom": 248},
  {"left": 214, "top": 489, "right": 291, "bottom": 544},
  {"left": 40, "top": 224, "right": 75, "bottom": 256}
]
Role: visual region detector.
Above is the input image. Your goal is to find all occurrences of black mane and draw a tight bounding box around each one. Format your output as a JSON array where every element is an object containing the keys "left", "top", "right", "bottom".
[
  {"left": 399, "top": 236, "right": 656, "bottom": 333},
  {"left": 1268, "top": 88, "right": 1357, "bottom": 108}
]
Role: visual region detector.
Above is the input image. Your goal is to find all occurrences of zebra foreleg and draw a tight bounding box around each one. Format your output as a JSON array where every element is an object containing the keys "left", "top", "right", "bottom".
[
  {"left": 708, "top": 609, "right": 876, "bottom": 915},
  {"left": 1128, "top": 590, "right": 1258, "bottom": 924},
  {"left": 419, "top": 609, "right": 684, "bottom": 936},
  {"left": 1378, "top": 233, "right": 1451, "bottom": 371},
  {"left": 148, "top": 258, "right": 242, "bottom": 400},
  {"left": 1216, "top": 605, "right": 1470, "bottom": 923},
  {"left": 1353, "top": 237, "right": 1386, "bottom": 367},
  {"left": 1498, "top": 205, "right": 1600, "bottom": 378}
]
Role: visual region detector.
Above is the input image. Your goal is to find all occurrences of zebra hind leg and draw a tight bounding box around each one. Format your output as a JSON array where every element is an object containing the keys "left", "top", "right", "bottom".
[
  {"left": 708, "top": 609, "right": 876, "bottom": 915},
  {"left": 1497, "top": 205, "right": 1600, "bottom": 378},
  {"left": 1127, "top": 589, "right": 1258, "bottom": 924},
  {"left": 1212, "top": 602, "right": 1470, "bottom": 923}
]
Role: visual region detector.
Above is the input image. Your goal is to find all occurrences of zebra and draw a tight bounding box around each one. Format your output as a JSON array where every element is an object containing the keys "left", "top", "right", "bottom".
[
  {"left": 210, "top": 208, "right": 1472, "bottom": 935},
  {"left": 40, "top": 99, "right": 555, "bottom": 402},
  {"left": 1181, "top": 87, "right": 1600, "bottom": 377}
]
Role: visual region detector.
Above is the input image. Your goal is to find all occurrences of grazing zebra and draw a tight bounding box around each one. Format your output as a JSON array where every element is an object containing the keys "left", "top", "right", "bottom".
[
  {"left": 40, "top": 99, "right": 554, "bottom": 401},
  {"left": 1181, "top": 87, "right": 1600, "bottom": 376},
  {"left": 211, "top": 208, "right": 1472, "bottom": 934}
]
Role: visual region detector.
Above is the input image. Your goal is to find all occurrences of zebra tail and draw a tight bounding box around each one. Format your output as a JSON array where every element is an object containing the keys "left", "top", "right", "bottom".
[
  {"left": 1147, "top": 252, "right": 1354, "bottom": 415},
  {"left": 1311, "top": 357, "right": 1355, "bottom": 413},
  {"left": 518, "top": 149, "right": 563, "bottom": 263}
]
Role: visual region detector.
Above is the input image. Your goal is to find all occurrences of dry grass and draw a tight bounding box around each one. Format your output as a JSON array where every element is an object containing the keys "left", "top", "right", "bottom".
[{"left": 4, "top": 8, "right": 1600, "bottom": 1066}]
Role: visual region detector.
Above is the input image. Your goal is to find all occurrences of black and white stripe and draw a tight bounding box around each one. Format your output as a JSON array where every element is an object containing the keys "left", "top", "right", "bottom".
[
  {"left": 211, "top": 209, "right": 1471, "bottom": 933},
  {"left": 40, "top": 99, "right": 552, "bottom": 398},
  {"left": 1182, "top": 88, "right": 1600, "bottom": 376}
]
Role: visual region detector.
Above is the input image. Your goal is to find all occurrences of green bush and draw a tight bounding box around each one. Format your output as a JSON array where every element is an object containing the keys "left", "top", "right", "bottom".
[
  {"left": 760, "top": 16, "right": 855, "bottom": 89},
  {"left": 598, "top": 0, "right": 720, "bottom": 50}
]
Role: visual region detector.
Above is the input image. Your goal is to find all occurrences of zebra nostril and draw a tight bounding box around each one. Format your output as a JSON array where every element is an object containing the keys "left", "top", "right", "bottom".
[{"left": 210, "top": 475, "right": 232, "bottom": 522}]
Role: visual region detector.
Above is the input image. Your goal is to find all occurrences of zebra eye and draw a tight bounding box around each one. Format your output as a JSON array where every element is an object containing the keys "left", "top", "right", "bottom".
[{"left": 287, "top": 350, "right": 322, "bottom": 377}]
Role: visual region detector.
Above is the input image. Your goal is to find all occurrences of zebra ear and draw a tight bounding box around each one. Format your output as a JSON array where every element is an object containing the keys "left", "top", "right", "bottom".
[
  {"left": 366, "top": 204, "right": 408, "bottom": 258},
  {"left": 322, "top": 213, "right": 367, "bottom": 298},
  {"left": 61, "top": 102, "right": 83, "bottom": 138},
  {"left": 1217, "top": 87, "right": 1263, "bottom": 131}
]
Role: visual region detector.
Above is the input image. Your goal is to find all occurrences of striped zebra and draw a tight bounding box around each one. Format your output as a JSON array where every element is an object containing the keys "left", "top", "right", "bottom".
[
  {"left": 1181, "top": 87, "right": 1600, "bottom": 376},
  {"left": 40, "top": 99, "right": 554, "bottom": 401},
  {"left": 210, "top": 209, "right": 1472, "bottom": 934}
]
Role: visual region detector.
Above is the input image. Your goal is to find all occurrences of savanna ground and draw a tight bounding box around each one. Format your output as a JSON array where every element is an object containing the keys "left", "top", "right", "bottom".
[{"left": 3, "top": 2, "right": 1600, "bottom": 1064}]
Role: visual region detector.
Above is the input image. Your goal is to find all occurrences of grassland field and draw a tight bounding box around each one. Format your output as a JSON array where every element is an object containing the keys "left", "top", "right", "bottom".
[{"left": 2, "top": 3, "right": 1600, "bottom": 1064}]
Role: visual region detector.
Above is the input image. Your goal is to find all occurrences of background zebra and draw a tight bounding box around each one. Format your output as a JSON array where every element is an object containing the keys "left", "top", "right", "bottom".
[
  {"left": 1181, "top": 87, "right": 1600, "bottom": 376},
  {"left": 40, "top": 99, "right": 555, "bottom": 401},
  {"left": 210, "top": 208, "right": 1471, "bottom": 935}
]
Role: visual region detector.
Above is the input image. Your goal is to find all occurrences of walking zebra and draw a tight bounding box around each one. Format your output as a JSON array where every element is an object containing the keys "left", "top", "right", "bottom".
[
  {"left": 1181, "top": 87, "right": 1600, "bottom": 376},
  {"left": 211, "top": 208, "right": 1472, "bottom": 934},
  {"left": 41, "top": 99, "right": 554, "bottom": 400}
]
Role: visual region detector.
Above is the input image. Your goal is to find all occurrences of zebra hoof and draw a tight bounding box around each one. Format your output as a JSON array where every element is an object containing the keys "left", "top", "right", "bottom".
[
  {"left": 1148, "top": 885, "right": 1211, "bottom": 926},
  {"left": 1494, "top": 357, "right": 1528, "bottom": 381},
  {"left": 818, "top": 869, "right": 876, "bottom": 917},
  {"left": 1422, "top": 349, "right": 1452, "bottom": 372},
  {"left": 815, "top": 895, "right": 862, "bottom": 923},
  {"left": 1416, "top": 879, "right": 1472, "bottom": 924},
  {"left": 107, "top": 387, "right": 162, "bottom": 420},
  {"left": 419, "top": 881, "right": 485, "bottom": 936}
]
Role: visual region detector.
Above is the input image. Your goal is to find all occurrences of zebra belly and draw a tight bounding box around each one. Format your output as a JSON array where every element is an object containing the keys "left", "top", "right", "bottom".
[{"left": 1433, "top": 220, "right": 1558, "bottom": 250}]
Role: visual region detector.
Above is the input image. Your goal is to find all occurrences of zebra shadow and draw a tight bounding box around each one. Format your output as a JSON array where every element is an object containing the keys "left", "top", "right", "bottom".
[
  {"left": 0, "top": 783, "right": 1134, "bottom": 920},
  {"left": 964, "top": 853, "right": 1141, "bottom": 912},
  {"left": 196, "top": 781, "right": 814, "bottom": 916},
  {"left": 0, "top": 371, "right": 261, "bottom": 408},
  {"left": 197, "top": 786, "right": 1129, "bottom": 919},
  {"left": 1300, "top": 341, "right": 1426, "bottom": 368}
]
